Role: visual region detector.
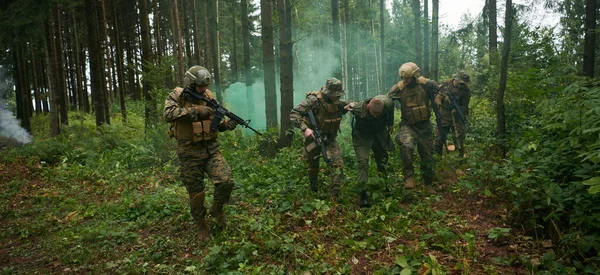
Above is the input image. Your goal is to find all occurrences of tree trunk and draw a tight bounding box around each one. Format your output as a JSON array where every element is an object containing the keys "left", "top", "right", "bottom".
[
  {"left": 100, "top": 0, "right": 114, "bottom": 104},
  {"left": 583, "top": 0, "right": 597, "bottom": 77},
  {"left": 261, "top": 0, "right": 277, "bottom": 128},
  {"left": 497, "top": 0, "right": 512, "bottom": 157},
  {"left": 242, "top": 0, "right": 253, "bottom": 110},
  {"left": 140, "top": 0, "right": 157, "bottom": 130},
  {"left": 29, "top": 39, "right": 42, "bottom": 115},
  {"left": 113, "top": 0, "right": 127, "bottom": 122},
  {"left": 230, "top": 2, "right": 238, "bottom": 82},
  {"left": 209, "top": 0, "right": 223, "bottom": 102},
  {"left": 204, "top": 0, "right": 212, "bottom": 71},
  {"left": 152, "top": 0, "right": 163, "bottom": 59},
  {"left": 411, "top": 0, "right": 422, "bottom": 67},
  {"left": 432, "top": 0, "right": 439, "bottom": 81},
  {"left": 45, "top": 18, "right": 60, "bottom": 135},
  {"left": 488, "top": 0, "right": 497, "bottom": 52},
  {"left": 332, "top": 0, "right": 342, "bottom": 79},
  {"left": 379, "top": 0, "right": 385, "bottom": 87},
  {"left": 173, "top": 0, "right": 185, "bottom": 86},
  {"left": 343, "top": 0, "right": 349, "bottom": 95},
  {"left": 192, "top": 0, "right": 203, "bottom": 65},
  {"left": 86, "top": 0, "right": 109, "bottom": 128},
  {"left": 278, "top": 0, "right": 294, "bottom": 147},
  {"left": 182, "top": 0, "right": 193, "bottom": 68},
  {"left": 54, "top": 3, "right": 68, "bottom": 125},
  {"left": 14, "top": 44, "right": 32, "bottom": 132},
  {"left": 423, "top": 0, "right": 429, "bottom": 76}
]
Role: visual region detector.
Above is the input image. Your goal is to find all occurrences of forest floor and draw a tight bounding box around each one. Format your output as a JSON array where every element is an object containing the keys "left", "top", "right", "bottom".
[{"left": 0, "top": 150, "right": 547, "bottom": 274}]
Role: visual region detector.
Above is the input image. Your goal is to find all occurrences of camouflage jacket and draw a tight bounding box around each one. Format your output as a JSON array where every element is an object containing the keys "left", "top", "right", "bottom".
[
  {"left": 289, "top": 88, "right": 351, "bottom": 136},
  {"left": 349, "top": 95, "right": 394, "bottom": 135},
  {"left": 435, "top": 79, "right": 471, "bottom": 126}
]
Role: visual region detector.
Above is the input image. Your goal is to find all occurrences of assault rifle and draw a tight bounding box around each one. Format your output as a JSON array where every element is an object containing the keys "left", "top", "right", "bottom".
[
  {"left": 428, "top": 87, "right": 443, "bottom": 135},
  {"left": 447, "top": 92, "right": 468, "bottom": 129},
  {"left": 182, "top": 87, "right": 262, "bottom": 135},
  {"left": 305, "top": 110, "right": 331, "bottom": 165}
]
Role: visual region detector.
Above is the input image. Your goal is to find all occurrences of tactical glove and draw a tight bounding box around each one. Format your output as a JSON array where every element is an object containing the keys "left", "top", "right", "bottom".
[{"left": 219, "top": 120, "right": 238, "bottom": 131}]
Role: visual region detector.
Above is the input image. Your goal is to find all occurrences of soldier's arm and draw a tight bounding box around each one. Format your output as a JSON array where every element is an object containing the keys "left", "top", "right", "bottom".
[
  {"left": 387, "top": 85, "right": 401, "bottom": 103},
  {"left": 461, "top": 89, "right": 471, "bottom": 116},
  {"left": 289, "top": 95, "right": 319, "bottom": 131},
  {"left": 163, "top": 89, "right": 198, "bottom": 123}
]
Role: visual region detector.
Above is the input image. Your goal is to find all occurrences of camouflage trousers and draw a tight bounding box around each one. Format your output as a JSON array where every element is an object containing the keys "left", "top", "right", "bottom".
[
  {"left": 395, "top": 121, "right": 435, "bottom": 185},
  {"left": 435, "top": 123, "right": 467, "bottom": 155},
  {"left": 352, "top": 129, "right": 394, "bottom": 192},
  {"left": 177, "top": 140, "right": 234, "bottom": 218},
  {"left": 303, "top": 136, "right": 344, "bottom": 193}
]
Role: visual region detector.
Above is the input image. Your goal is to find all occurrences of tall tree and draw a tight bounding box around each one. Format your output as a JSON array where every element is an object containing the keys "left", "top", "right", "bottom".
[
  {"left": 411, "top": 0, "right": 422, "bottom": 66},
  {"left": 332, "top": 0, "right": 342, "bottom": 79},
  {"left": 86, "top": 0, "right": 109, "bottom": 128},
  {"left": 379, "top": 0, "right": 385, "bottom": 87},
  {"left": 53, "top": 3, "right": 68, "bottom": 125},
  {"left": 229, "top": 2, "right": 239, "bottom": 83},
  {"left": 278, "top": 0, "right": 294, "bottom": 147},
  {"left": 113, "top": 0, "right": 127, "bottom": 122},
  {"left": 497, "top": 0, "right": 513, "bottom": 157},
  {"left": 488, "top": 0, "right": 497, "bottom": 52},
  {"left": 192, "top": 0, "right": 203, "bottom": 65},
  {"left": 423, "top": 0, "right": 429, "bottom": 76},
  {"left": 241, "top": 0, "right": 253, "bottom": 109},
  {"left": 209, "top": 0, "right": 223, "bottom": 102},
  {"left": 139, "top": 0, "right": 157, "bottom": 130},
  {"left": 432, "top": 0, "right": 439, "bottom": 80},
  {"left": 173, "top": 0, "right": 185, "bottom": 85},
  {"left": 261, "top": 0, "right": 277, "bottom": 128},
  {"left": 582, "top": 0, "right": 597, "bottom": 77}
]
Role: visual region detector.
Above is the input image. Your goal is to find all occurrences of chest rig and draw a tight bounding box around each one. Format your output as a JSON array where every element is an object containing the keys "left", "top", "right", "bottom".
[
  {"left": 304, "top": 91, "right": 342, "bottom": 135},
  {"left": 397, "top": 77, "right": 431, "bottom": 125},
  {"left": 172, "top": 88, "right": 219, "bottom": 142}
]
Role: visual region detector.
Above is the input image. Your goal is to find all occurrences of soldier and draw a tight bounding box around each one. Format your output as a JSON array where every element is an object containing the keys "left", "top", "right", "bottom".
[
  {"left": 387, "top": 62, "right": 439, "bottom": 190},
  {"left": 346, "top": 95, "right": 395, "bottom": 207},
  {"left": 435, "top": 71, "right": 471, "bottom": 157},
  {"left": 163, "top": 65, "right": 238, "bottom": 242},
  {"left": 290, "top": 77, "right": 352, "bottom": 198}
]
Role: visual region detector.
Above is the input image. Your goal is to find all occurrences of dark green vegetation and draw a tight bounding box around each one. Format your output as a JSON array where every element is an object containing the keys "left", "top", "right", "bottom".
[{"left": 1, "top": 78, "right": 600, "bottom": 274}]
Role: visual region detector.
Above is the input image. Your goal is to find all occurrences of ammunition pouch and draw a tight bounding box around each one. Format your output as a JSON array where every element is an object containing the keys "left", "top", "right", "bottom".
[
  {"left": 402, "top": 105, "right": 430, "bottom": 125},
  {"left": 319, "top": 117, "right": 342, "bottom": 134}
]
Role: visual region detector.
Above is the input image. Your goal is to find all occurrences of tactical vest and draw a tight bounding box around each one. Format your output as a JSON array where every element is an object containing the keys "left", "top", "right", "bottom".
[
  {"left": 397, "top": 77, "right": 431, "bottom": 125},
  {"left": 303, "top": 91, "right": 342, "bottom": 135},
  {"left": 171, "top": 88, "right": 219, "bottom": 142}
]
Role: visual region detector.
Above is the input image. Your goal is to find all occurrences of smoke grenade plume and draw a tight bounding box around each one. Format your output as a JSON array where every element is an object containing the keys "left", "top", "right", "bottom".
[{"left": 0, "top": 67, "right": 32, "bottom": 144}]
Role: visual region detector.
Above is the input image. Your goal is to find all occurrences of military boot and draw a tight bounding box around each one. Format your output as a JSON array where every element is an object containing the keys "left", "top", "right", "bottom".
[
  {"left": 307, "top": 168, "right": 319, "bottom": 192},
  {"left": 210, "top": 182, "right": 234, "bottom": 229},
  {"left": 189, "top": 192, "right": 210, "bottom": 242},
  {"left": 404, "top": 178, "right": 416, "bottom": 189}
]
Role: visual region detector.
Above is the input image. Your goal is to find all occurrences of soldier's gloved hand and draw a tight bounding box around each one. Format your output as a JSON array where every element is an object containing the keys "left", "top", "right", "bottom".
[
  {"left": 193, "top": 106, "right": 215, "bottom": 118},
  {"left": 303, "top": 128, "right": 315, "bottom": 139},
  {"left": 226, "top": 120, "right": 238, "bottom": 130}
]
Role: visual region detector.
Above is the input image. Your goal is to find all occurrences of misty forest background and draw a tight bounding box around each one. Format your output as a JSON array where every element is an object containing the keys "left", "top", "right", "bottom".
[{"left": 1, "top": 0, "right": 600, "bottom": 274}]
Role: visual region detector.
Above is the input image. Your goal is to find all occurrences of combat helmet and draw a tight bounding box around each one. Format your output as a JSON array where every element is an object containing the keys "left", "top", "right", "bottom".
[
  {"left": 454, "top": 71, "right": 471, "bottom": 84},
  {"left": 398, "top": 62, "right": 420, "bottom": 78},
  {"left": 184, "top": 66, "right": 212, "bottom": 87},
  {"left": 323, "top": 77, "right": 345, "bottom": 96}
]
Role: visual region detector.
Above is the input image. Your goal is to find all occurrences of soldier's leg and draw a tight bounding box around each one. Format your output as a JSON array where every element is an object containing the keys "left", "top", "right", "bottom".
[
  {"left": 396, "top": 125, "right": 417, "bottom": 189},
  {"left": 177, "top": 143, "right": 210, "bottom": 241},
  {"left": 206, "top": 151, "right": 234, "bottom": 228},
  {"left": 455, "top": 123, "right": 467, "bottom": 157},
  {"left": 303, "top": 140, "right": 321, "bottom": 192},
  {"left": 434, "top": 125, "right": 450, "bottom": 155},
  {"left": 353, "top": 133, "right": 373, "bottom": 207},
  {"left": 372, "top": 134, "right": 389, "bottom": 176},
  {"left": 326, "top": 139, "right": 344, "bottom": 198},
  {"left": 416, "top": 122, "right": 435, "bottom": 186}
]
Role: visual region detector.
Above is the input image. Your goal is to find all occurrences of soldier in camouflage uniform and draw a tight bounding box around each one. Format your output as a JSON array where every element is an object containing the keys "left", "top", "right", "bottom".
[
  {"left": 289, "top": 77, "right": 352, "bottom": 198},
  {"left": 434, "top": 71, "right": 471, "bottom": 157},
  {"left": 346, "top": 95, "right": 395, "bottom": 207},
  {"left": 387, "top": 62, "right": 439, "bottom": 189},
  {"left": 163, "top": 66, "right": 238, "bottom": 242}
]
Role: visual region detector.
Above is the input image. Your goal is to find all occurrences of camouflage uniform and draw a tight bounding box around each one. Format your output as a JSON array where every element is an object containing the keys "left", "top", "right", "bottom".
[
  {"left": 388, "top": 62, "right": 438, "bottom": 187},
  {"left": 164, "top": 66, "right": 237, "bottom": 241},
  {"left": 349, "top": 95, "right": 395, "bottom": 205},
  {"left": 289, "top": 78, "right": 351, "bottom": 197},
  {"left": 435, "top": 71, "right": 471, "bottom": 157}
]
